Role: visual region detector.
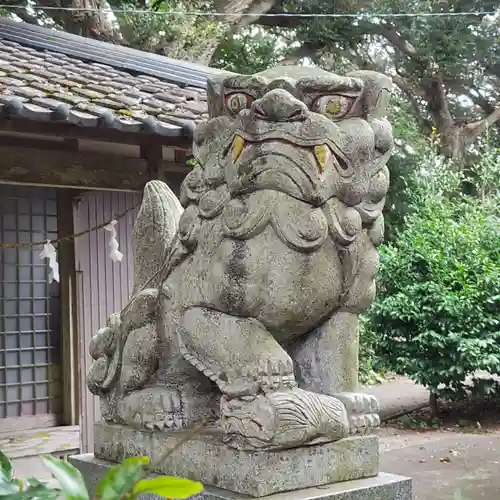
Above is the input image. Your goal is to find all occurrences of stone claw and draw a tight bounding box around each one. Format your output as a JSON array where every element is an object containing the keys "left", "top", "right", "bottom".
[
  {"left": 117, "top": 387, "right": 184, "bottom": 430},
  {"left": 349, "top": 413, "right": 380, "bottom": 435},
  {"left": 334, "top": 392, "right": 379, "bottom": 415},
  {"left": 333, "top": 392, "right": 380, "bottom": 435}
]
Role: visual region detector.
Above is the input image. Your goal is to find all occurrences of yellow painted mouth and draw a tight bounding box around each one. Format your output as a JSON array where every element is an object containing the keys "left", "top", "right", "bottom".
[{"left": 230, "top": 135, "right": 332, "bottom": 174}]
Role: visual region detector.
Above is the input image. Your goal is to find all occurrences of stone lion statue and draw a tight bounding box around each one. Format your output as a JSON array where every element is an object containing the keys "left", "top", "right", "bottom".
[{"left": 87, "top": 65, "right": 393, "bottom": 451}]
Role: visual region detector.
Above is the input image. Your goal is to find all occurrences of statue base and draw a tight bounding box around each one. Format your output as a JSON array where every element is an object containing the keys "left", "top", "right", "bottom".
[
  {"left": 69, "top": 454, "right": 412, "bottom": 499},
  {"left": 88, "top": 421, "right": 394, "bottom": 497}
]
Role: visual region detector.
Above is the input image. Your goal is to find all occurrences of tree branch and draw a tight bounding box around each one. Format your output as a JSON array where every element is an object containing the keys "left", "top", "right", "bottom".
[
  {"left": 215, "top": 0, "right": 278, "bottom": 31},
  {"left": 391, "top": 73, "right": 426, "bottom": 99},
  {"left": 255, "top": 12, "right": 302, "bottom": 28},
  {"left": 408, "top": 96, "right": 432, "bottom": 133},
  {"left": 389, "top": 73, "right": 431, "bottom": 132},
  {"left": 36, "top": 0, "right": 123, "bottom": 43},
  {"left": 465, "top": 106, "right": 500, "bottom": 139},
  {"left": 372, "top": 24, "right": 419, "bottom": 59},
  {"left": 422, "top": 71, "right": 455, "bottom": 129},
  {"left": 12, "top": 9, "right": 40, "bottom": 25}
]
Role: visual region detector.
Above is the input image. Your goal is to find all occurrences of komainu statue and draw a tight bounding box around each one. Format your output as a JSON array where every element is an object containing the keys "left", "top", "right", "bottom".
[{"left": 88, "top": 66, "right": 393, "bottom": 452}]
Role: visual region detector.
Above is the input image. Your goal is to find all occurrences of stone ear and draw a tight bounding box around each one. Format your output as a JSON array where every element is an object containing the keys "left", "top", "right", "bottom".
[
  {"left": 372, "top": 88, "right": 392, "bottom": 120},
  {"left": 345, "top": 70, "right": 392, "bottom": 120},
  {"left": 206, "top": 74, "right": 228, "bottom": 118}
]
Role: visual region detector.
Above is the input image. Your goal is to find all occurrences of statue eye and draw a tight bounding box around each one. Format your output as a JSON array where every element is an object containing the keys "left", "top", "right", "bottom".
[
  {"left": 225, "top": 92, "right": 253, "bottom": 114},
  {"left": 313, "top": 95, "right": 354, "bottom": 119}
]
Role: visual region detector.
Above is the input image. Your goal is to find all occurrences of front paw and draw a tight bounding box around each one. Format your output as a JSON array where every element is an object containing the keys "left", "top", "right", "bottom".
[
  {"left": 333, "top": 392, "right": 380, "bottom": 435},
  {"left": 221, "top": 388, "right": 349, "bottom": 451},
  {"left": 117, "top": 387, "right": 184, "bottom": 431}
]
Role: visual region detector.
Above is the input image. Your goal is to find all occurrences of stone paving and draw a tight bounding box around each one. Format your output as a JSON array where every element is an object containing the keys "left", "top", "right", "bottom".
[
  {"left": 362, "top": 375, "right": 430, "bottom": 420},
  {"left": 379, "top": 427, "right": 500, "bottom": 499}
]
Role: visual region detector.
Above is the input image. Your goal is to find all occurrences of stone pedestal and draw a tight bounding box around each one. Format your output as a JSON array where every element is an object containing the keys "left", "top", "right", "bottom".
[
  {"left": 94, "top": 422, "right": 381, "bottom": 497},
  {"left": 70, "top": 454, "right": 412, "bottom": 500},
  {"left": 70, "top": 422, "right": 412, "bottom": 499}
]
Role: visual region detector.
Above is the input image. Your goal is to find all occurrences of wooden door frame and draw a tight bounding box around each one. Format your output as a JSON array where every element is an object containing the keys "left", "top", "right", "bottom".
[
  {"left": 0, "top": 185, "right": 70, "bottom": 432},
  {"left": 56, "top": 189, "right": 80, "bottom": 426}
]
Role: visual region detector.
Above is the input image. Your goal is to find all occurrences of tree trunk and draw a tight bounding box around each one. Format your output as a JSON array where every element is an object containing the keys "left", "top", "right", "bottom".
[
  {"left": 437, "top": 124, "right": 469, "bottom": 166},
  {"left": 422, "top": 74, "right": 470, "bottom": 165},
  {"left": 429, "top": 392, "right": 439, "bottom": 418},
  {"left": 39, "top": 0, "right": 123, "bottom": 42}
]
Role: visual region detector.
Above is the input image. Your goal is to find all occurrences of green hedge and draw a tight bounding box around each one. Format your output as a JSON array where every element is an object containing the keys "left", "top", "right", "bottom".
[{"left": 368, "top": 194, "right": 500, "bottom": 399}]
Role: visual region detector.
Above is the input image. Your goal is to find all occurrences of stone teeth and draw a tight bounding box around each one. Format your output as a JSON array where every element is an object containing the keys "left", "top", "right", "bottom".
[
  {"left": 232, "top": 135, "right": 245, "bottom": 162},
  {"left": 313, "top": 144, "right": 331, "bottom": 173}
]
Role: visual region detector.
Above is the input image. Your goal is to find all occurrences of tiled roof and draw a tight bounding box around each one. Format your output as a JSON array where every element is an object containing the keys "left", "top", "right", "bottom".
[{"left": 0, "top": 19, "right": 223, "bottom": 138}]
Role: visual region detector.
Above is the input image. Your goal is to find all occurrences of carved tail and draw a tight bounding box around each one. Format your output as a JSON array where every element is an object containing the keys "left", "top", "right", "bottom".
[
  {"left": 87, "top": 181, "right": 183, "bottom": 399},
  {"left": 132, "top": 180, "right": 183, "bottom": 294}
]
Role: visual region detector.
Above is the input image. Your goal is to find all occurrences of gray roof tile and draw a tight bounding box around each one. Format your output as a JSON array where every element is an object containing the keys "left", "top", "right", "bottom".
[{"left": 0, "top": 24, "right": 218, "bottom": 138}]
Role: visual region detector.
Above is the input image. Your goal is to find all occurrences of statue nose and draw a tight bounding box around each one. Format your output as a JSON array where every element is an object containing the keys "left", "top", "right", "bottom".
[{"left": 251, "top": 89, "right": 308, "bottom": 122}]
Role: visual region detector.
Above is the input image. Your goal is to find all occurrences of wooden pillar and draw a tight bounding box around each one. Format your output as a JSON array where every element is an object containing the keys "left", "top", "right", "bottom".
[
  {"left": 141, "top": 142, "right": 163, "bottom": 181},
  {"left": 56, "top": 189, "right": 79, "bottom": 426}
]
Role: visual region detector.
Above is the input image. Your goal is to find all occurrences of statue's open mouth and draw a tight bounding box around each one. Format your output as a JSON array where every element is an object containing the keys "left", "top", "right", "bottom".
[{"left": 228, "top": 133, "right": 350, "bottom": 174}]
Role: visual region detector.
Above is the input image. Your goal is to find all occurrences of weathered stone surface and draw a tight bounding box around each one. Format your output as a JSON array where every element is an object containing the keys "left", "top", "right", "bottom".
[
  {"left": 199, "top": 474, "right": 413, "bottom": 500},
  {"left": 70, "top": 453, "right": 410, "bottom": 500},
  {"left": 87, "top": 66, "right": 393, "bottom": 457},
  {"left": 201, "top": 473, "right": 412, "bottom": 500},
  {"left": 93, "top": 422, "right": 379, "bottom": 497},
  {"left": 85, "top": 64, "right": 397, "bottom": 495}
]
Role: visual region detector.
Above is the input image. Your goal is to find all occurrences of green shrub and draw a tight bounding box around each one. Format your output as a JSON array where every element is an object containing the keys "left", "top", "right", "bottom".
[
  {"left": 0, "top": 450, "right": 202, "bottom": 499},
  {"left": 369, "top": 193, "right": 500, "bottom": 400},
  {"left": 359, "top": 315, "right": 386, "bottom": 386}
]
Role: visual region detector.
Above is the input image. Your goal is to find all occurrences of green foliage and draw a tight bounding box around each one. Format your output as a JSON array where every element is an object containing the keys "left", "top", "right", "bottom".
[
  {"left": 468, "top": 138, "right": 500, "bottom": 201},
  {"left": 368, "top": 148, "right": 500, "bottom": 399},
  {"left": 186, "top": 155, "right": 202, "bottom": 168},
  {"left": 95, "top": 456, "right": 149, "bottom": 500},
  {"left": 41, "top": 455, "right": 89, "bottom": 500},
  {"left": 133, "top": 476, "right": 203, "bottom": 498},
  {"left": 0, "top": 462, "right": 61, "bottom": 500},
  {"left": 0, "top": 452, "right": 12, "bottom": 484},
  {"left": 211, "top": 28, "right": 287, "bottom": 73},
  {"left": 358, "top": 315, "right": 386, "bottom": 386},
  {"left": 383, "top": 95, "right": 430, "bottom": 239},
  {"left": 0, "top": 450, "right": 203, "bottom": 500}
]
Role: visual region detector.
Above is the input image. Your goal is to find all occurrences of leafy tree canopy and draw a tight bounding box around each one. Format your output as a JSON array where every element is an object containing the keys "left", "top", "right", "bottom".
[{"left": 6, "top": 0, "right": 499, "bottom": 165}]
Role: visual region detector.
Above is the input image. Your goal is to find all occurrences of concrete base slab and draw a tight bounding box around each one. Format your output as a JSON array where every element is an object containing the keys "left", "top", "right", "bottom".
[
  {"left": 93, "top": 422, "right": 380, "bottom": 497},
  {"left": 69, "top": 453, "right": 412, "bottom": 500}
]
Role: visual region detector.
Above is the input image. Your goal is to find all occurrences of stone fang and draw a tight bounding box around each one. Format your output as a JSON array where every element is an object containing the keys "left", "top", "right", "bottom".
[
  {"left": 232, "top": 135, "right": 245, "bottom": 162},
  {"left": 314, "top": 144, "right": 331, "bottom": 173}
]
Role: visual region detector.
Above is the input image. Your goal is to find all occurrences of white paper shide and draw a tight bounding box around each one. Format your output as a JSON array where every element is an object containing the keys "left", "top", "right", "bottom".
[
  {"left": 40, "top": 240, "right": 60, "bottom": 283},
  {"left": 104, "top": 219, "right": 123, "bottom": 263}
]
